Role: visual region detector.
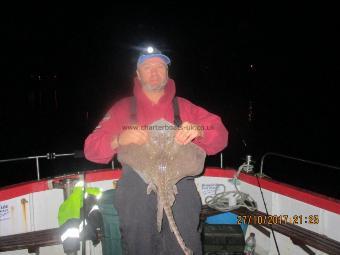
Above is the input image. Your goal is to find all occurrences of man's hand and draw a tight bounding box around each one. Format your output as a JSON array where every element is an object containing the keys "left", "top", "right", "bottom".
[
  {"left": 117, "top": 125, "right": 148, "bottom": 146},
  {"left": 175, "top": 121, "right": 204, "bottom": 145}
]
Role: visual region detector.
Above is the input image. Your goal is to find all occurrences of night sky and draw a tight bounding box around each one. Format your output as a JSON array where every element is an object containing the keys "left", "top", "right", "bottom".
[{"left": 1, "top": 3, "right": 340, "bottom": 198}]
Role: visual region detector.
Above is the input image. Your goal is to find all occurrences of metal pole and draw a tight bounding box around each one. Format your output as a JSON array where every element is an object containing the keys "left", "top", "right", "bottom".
[
  {"left": 81, "top": 171, "right": 87, "bottom": 255},
  {"left": 0, "top": 157, "right": 31, "bottom": 163},
  {"left": 220, "top": 153, "right": 223, "bottom": 169},
  {"left": 35, "top": 158, "right": 40, "bottom": 180},
  {"left": 54, "top": 153, "right": 75, "bottom": 158}
]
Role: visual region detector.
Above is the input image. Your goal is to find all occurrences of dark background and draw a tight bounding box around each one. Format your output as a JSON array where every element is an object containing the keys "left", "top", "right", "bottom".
[{"left": 1, "top": 3, "right": 340, "bottom": 198}]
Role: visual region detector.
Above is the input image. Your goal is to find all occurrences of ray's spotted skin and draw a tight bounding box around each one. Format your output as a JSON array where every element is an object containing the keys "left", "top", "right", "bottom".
[{"left": 118, "top": 119, "right": 206, "bottom": 255}]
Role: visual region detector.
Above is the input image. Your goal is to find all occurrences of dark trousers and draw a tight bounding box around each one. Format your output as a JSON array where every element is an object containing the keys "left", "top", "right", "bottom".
[{"left": 113, "top": 165, "right": 202, "bottom": 255}]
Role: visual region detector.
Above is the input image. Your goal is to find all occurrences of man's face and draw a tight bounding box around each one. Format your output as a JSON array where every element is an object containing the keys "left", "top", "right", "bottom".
[{"left": 137, "top": 57, "right": 168, "bottom": 91}]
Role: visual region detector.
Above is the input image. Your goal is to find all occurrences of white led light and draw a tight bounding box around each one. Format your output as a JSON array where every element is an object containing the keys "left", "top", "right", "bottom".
[
  {"left": 79, "top": 220, "right": 88, "bottom": 233},
  {"left": 75, "top": 181, "right": 84, "bottom": 187},
  {"left": 96, "top": 193, "right": 102, "bottom": 200},
  {"left": 147, "top": 46, "right": 154, "bottom": 53},
  {"left": 61, "top": 228, "right": 80, "bottom": 242},
  {"left": 89, "top": 205, "right": 100, "bottom": 214}
]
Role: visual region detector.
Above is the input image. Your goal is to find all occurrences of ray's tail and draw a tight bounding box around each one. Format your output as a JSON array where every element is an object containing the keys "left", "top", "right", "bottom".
[{"left": 163, "top": 204, "right": 193, "bottom": 255}]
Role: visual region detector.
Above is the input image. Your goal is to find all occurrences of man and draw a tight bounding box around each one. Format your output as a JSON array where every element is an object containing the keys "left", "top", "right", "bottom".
[{"left": 84, "top": 47, "right": 228, "bottom": 254}]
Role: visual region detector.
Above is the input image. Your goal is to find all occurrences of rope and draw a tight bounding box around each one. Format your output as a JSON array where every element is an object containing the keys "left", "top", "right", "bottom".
[{"left": 205, "top": 183, "right": 257, "bottom": 212}]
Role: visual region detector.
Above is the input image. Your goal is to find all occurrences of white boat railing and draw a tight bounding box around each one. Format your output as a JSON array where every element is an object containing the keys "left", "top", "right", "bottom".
[
  {"left": 0, "top": 151, "right": 226, "bottom": 182},
  {"left": 258, "top": 152, "right": 340, "bottom": 178},
  {"left": 0, "top": 152, "right": 83, "bottom": 180}
]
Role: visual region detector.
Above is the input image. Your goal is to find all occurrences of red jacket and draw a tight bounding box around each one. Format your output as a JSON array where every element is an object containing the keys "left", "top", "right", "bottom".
[{"left": 84, "top": 78, "right": 229, "bottom": 164}]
